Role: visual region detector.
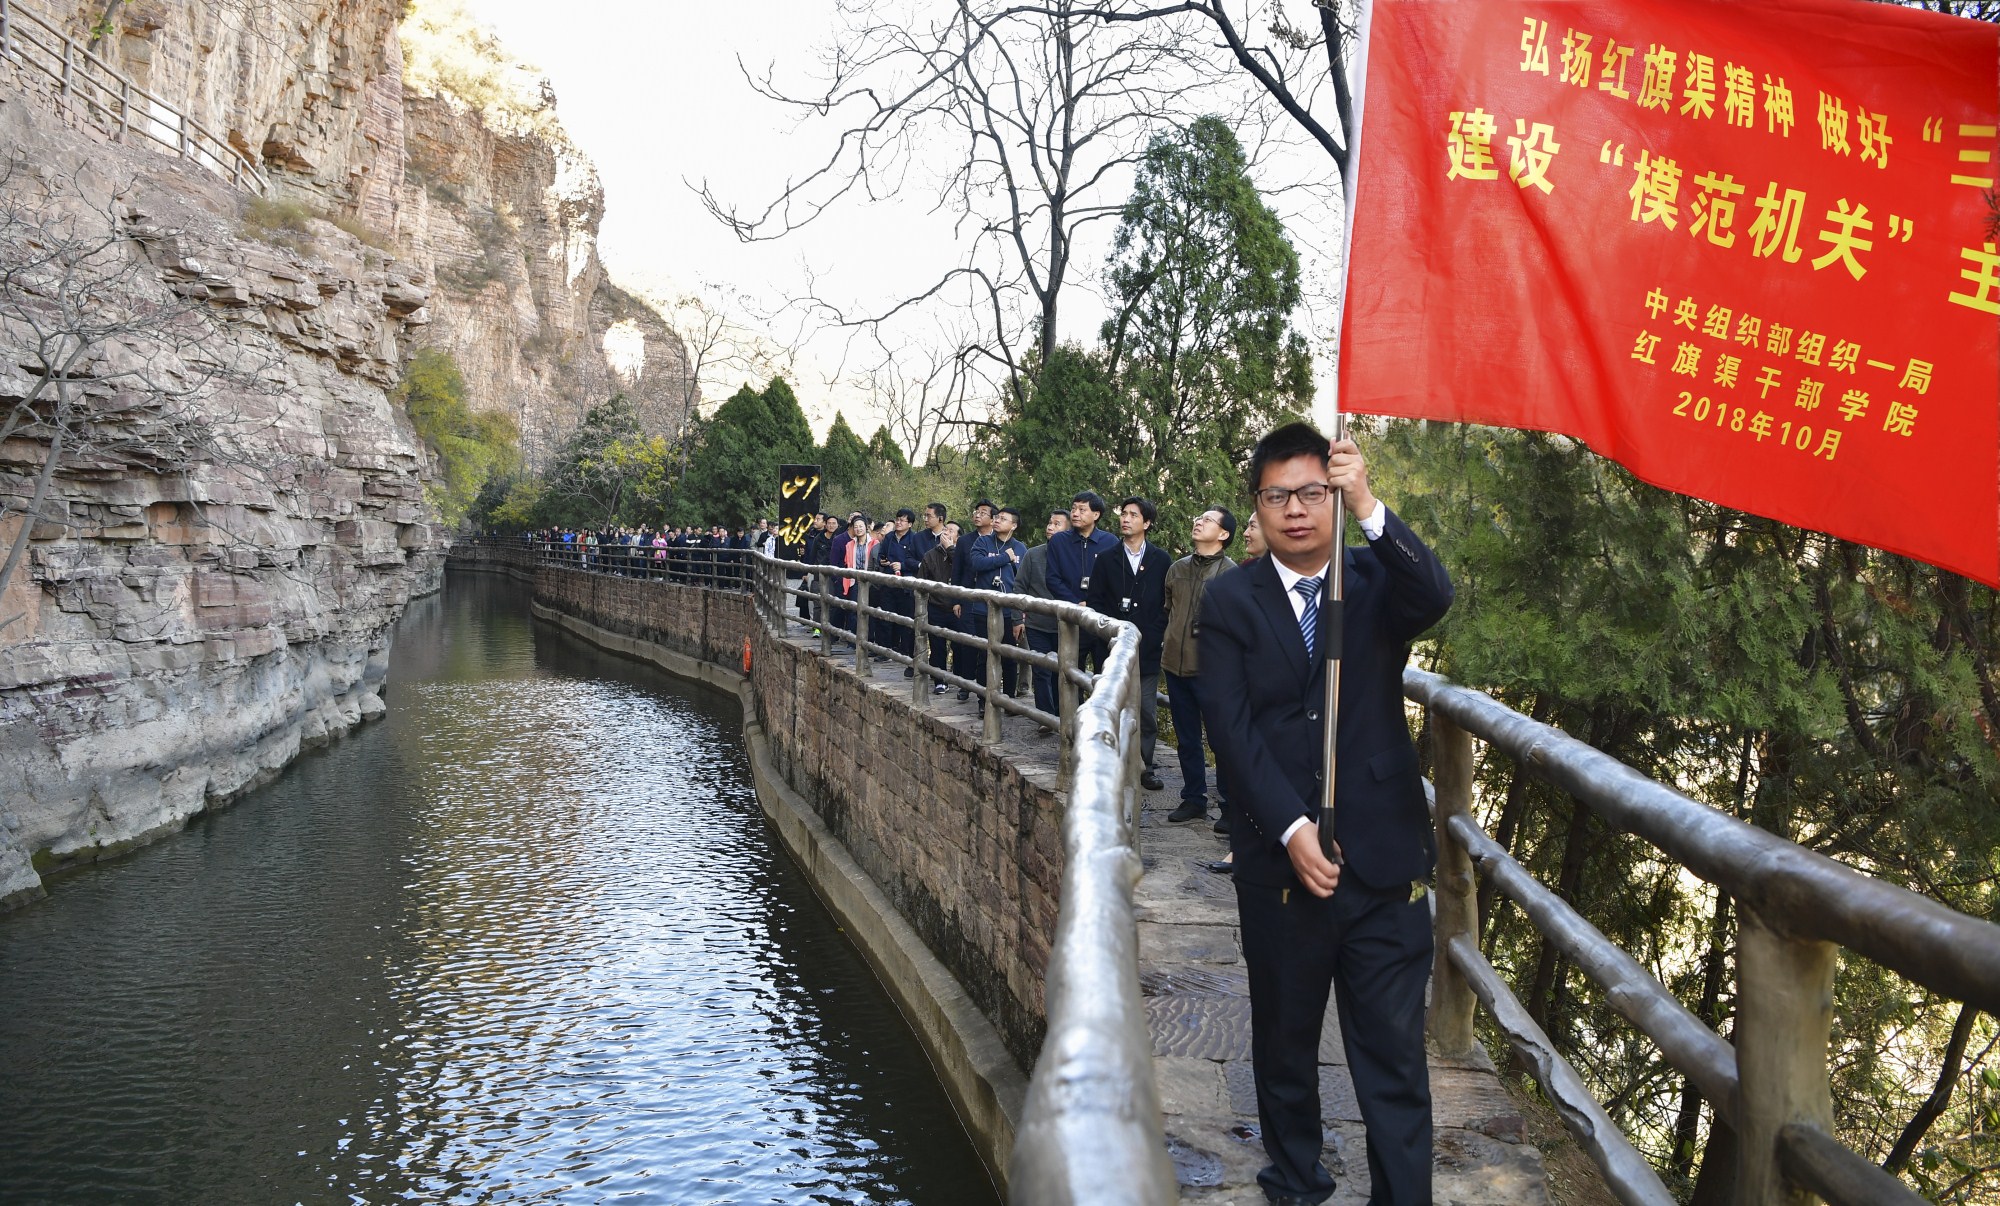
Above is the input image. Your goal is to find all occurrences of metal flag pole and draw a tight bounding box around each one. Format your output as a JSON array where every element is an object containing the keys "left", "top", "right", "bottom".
[{"left": 1316, "top": 0, "right": 1375, "bottom": 866}]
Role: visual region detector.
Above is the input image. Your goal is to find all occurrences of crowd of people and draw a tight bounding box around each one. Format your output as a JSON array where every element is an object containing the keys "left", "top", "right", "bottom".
[
  {"left": 521, "top": 495, "right": 1272, "bottom": 837},
  {"left": 785, "top": 492, "right": 1268, "bottom": 838},
  {"left": 527, "top": 521, "right": 778, "bottom": 580}
]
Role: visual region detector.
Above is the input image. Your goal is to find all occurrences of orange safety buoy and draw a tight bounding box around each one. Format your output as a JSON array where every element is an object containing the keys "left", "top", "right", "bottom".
[{"left": 742, "top": 637, "right": 753, "bottom": 674}]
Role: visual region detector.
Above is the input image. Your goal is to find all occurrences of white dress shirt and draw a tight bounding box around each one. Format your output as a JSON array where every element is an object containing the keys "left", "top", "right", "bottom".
[{"left": 1272, "top": 500, "right": 1386, "bottom": 848}]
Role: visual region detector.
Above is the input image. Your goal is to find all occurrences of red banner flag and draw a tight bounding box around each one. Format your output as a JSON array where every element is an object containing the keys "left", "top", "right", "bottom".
[{"left": 1340, "top": 0, "right": 2000, "bottom": 587}]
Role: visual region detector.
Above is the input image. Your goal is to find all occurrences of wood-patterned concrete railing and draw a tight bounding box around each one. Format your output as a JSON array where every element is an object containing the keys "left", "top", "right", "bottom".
[
  {"left": 1413, "top": 668, "right": 2000, "bottom": 1206},
  {"left": 486, "top": 535, "right": 1998, "bottom": 1201},
  {"left": 0, "top": 0, "right": 269, "bottom": 194}
]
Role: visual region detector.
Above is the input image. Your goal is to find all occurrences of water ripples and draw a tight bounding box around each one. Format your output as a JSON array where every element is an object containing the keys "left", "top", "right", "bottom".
[{"left": 0, "top": 576, "right": 996, "bottom": 1205}]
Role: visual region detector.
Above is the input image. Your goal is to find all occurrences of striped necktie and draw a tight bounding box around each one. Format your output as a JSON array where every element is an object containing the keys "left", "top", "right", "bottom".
[{"left": 1294, "top": 576, "right": 1320, "bottom": 664}]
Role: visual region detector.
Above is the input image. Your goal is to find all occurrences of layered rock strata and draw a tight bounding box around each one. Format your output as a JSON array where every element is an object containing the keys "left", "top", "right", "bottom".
[
  {"left": 32, "top": 0, "right": 698, "bottom": 462},
  {"left": 0, "top": 80, "right": 436, "bottom": 908},
  {"left": 1, "top": 0, "right": 697, "bottom": 907}
]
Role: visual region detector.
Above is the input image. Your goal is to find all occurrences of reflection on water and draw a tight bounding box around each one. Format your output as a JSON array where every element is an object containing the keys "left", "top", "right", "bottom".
[{"left": 0, "top": 574, "right": 999, "bottom": 1205}]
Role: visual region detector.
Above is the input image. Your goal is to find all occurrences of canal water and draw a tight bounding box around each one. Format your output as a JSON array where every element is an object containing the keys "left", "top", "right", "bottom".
[{"left": 0, "top": 573, "right": 1000, "bottom": 1205}]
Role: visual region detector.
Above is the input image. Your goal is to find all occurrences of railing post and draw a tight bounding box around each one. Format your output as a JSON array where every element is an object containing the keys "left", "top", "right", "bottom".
[
  {"left": 1122, "top": 646, "right": 1143, "bottom": 837},
  {"left": 1, "top": 0, "right": 13, "bottom": 63},
  {"left": 117, "top": 77, "right": 130, "bottom": 141},
  {"left": 1426, "top": 710, "right": 1480, "bottom": 1059},
  {"left": 818, "top": 572, "right": 832, "bottom": 657},
  {"left": 984, "top": 600, "right": 1003, "bottom": 744},
  {"left": 854, "top": 578, "right": 869, "bottom": 674},
  {"left": 1734, "top": 909, "right": 1836, "bottom": 1206},
  {"left": 766, "top": 560, "right": 781, "bottom": 635},
  {"left": 912, "top": 587, "right": 929, "bottom": 705},
  {"left": 60, "top": 36, "right": 72, "bottom": 97},
  {"left": 1057, "top": 617, "right": 1079, "bottom": 778}
]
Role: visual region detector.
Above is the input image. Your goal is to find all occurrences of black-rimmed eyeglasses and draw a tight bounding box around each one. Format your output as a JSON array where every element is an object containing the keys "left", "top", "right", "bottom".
[{"left": 1254, "top": 483, "right": 1333, "bottom": 509}]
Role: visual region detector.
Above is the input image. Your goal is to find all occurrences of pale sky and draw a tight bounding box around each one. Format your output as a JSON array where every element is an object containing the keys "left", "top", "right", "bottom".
[{"left": 464, "top": 1, "right": 1348, "bottom": 441}]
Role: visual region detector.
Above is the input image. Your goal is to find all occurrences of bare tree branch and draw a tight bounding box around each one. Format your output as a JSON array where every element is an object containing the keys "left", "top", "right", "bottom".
[
  {"left": 0, "top": 156, "right": 284, "bottom": 632},
  {"left": 694, "top": 0, "right": 1239, "bottom": 412}
]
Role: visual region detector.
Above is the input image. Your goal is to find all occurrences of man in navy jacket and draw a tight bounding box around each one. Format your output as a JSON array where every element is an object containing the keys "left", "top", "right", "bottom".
[
  {"left": 965, "top": 505, "right": 1029, "bottom": 702},
  {"left": 1045, "top": 490, "right": 1118, "bottom": 606},
  {"left": 1198, "top": 422, "right": 1453, "bottom": 1206}
]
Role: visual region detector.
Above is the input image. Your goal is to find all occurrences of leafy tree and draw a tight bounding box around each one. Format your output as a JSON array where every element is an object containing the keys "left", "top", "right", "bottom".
[
  {"left": 986, "top": 117, "right": 1311, "bottom": 552},
  {"left": 395, "top": 348, "right": 519, "bottom": 527},
  {"left": 819, "top": 411, "right": 871, "bottom": 494},
  {"left": 1097, "top": 114, "right": 1312, "bottom": 543},
  {"left": 990, "top": 344, "right": 1123, "bottom": 540},
  {"left": 487, "top": 476, "right": 543, "bottom": 531},
  {"left": 537, "top": 394, "right": 644, "bottom": 527},
  {"left": 761, "top": 376, "right": 817, "bottom": 457},
  {"left": 866, "top": 423, "right": 908, "bottom": 473},
  {"left": 676, "top": 378, "right": 816, "bottom": 527},
  {"left": 592, "top": 435, "right": 678, "bottom": 527},
  {"left": 825, "top": 442, "right": 991, "bottom": 530}
]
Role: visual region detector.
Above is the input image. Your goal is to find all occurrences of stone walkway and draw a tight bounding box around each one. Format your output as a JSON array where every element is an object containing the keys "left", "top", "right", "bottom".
[
  {"left": 1132, "top": 792, "right": 1551, "bottom": 1205},
  {"left": 779, "top": 617, "right": 1551, "bottom": 1204}
]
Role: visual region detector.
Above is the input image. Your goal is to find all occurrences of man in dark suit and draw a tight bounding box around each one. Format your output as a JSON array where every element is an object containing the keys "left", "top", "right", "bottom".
[
  {"left": 1087, "top": 496, "right": 1171, "bottom": 789},
  {"left": 1199, "top": 422, "right": 1453, "bottom": 1206}
]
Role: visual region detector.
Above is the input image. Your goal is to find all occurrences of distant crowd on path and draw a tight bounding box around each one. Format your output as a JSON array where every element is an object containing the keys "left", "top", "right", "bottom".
[
  {"left": 788, "top": 492, "right": 1269, "bottom": 837},
  {"left": 527, "top": 521, "right": 780, "bottom": 578},
  {"left": 511, "top": 493, "right": 1274, "bottom": 833}
]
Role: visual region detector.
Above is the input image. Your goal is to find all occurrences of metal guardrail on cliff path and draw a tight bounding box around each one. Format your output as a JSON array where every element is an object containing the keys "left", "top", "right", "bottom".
[{"left": 0, "top": 0, "right": 269, "bottom": 194}]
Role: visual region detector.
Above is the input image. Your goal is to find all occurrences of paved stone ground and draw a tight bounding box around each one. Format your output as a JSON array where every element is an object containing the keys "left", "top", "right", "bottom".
[
  {"left": 777, "top": 615, "right": 1550, "bottom": 1204},
  {"left": 1131, "top": 791, "right": 1551, "bottom": 1205}
]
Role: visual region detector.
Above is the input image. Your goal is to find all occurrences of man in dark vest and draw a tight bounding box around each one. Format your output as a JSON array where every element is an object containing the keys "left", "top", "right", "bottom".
[{"left": 801, "top": 513, "right": 833, "bottom": 626}]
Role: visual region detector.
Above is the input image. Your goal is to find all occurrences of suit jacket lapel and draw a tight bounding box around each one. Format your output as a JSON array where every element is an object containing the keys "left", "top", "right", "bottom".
[{"left": 1250, "top": 557, "right": 1312, "bottom": 686}]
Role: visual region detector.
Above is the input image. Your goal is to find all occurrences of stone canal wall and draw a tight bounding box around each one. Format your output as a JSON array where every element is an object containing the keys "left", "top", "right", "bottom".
[
  {"left": 441, "top": 541, "right": 537, "bottom": 581},
  {"left": 506, "top": 552, "right": 1060, "bottom": 1188}
]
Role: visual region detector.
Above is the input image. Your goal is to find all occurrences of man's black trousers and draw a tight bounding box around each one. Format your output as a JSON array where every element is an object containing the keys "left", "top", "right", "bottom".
[
  {"left": 954, "top": 611, "right": 985, "bottom": 694},
  {"left": 926, "top": 607, "right": 955, "bottom": 681},
  {"left": 1234, "top": 874, "right": 1433, "bottom": 1205},
  {"left": 1025, "top": 626, "right": 1058, "bottom": 714}
]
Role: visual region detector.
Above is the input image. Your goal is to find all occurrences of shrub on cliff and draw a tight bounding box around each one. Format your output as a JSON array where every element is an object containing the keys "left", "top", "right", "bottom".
[
  {"left": 396, "top": 349, "right": 519, "bottom": 527},
  {"left": 240, "top": 196, "right": 316, "bottom": 253}
]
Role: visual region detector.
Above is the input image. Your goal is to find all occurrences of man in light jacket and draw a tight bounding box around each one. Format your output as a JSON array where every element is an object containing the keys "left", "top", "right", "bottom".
[{"left": 1162, "top": 506, "right": 1238, "bottom": 827}]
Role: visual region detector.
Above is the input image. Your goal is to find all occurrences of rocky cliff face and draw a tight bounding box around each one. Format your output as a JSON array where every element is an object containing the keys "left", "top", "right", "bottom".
[
  {"left": 0, "top": 83, "right": 437, "bottom": 907},
  {"left": 391, "top": 0, "right": 696, "bottom": 459},
  {"left": 35, "top": 0, "right": 410, "bottom": 226},
  {"left": 0, "top": 0, "right": 692, "bottom": 908},
  {"left": 397, "top": 86, "right": 696, "bottom": 463},
  {"left": 37, "top": 0, "right": 697, "bottom": 461}
]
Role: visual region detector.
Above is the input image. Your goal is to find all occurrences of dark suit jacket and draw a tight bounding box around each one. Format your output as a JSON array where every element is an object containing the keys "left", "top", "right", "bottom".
[
  {"left": 1087, "top": 542, "right": 1170, "bottom": 673},
  {"left": 1198, "top": 509, "right": 1453, "bottom": 891}
]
